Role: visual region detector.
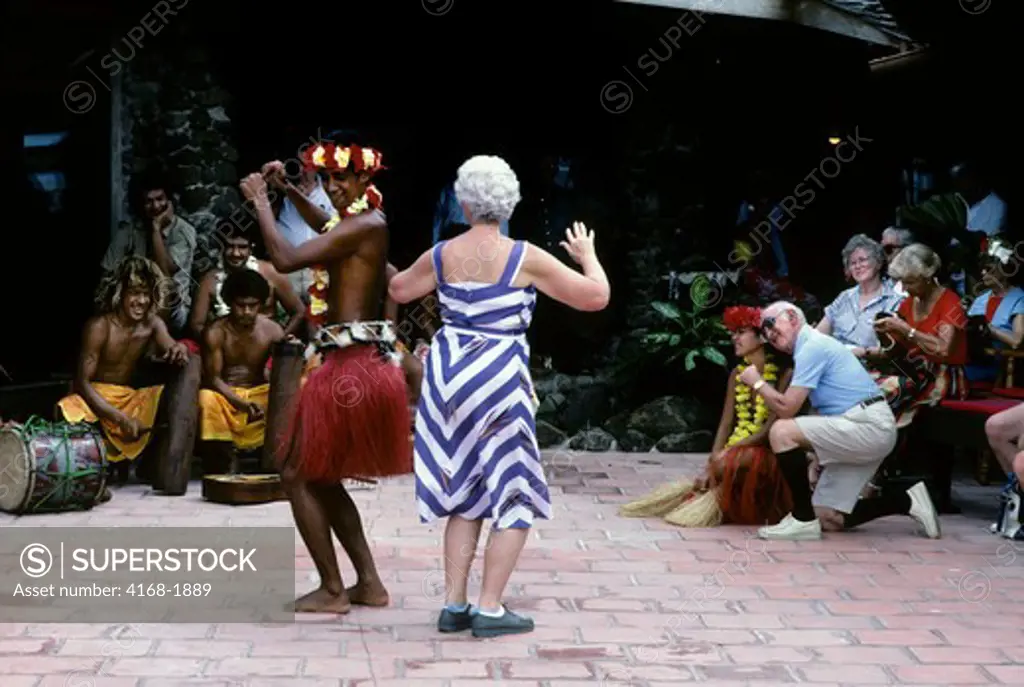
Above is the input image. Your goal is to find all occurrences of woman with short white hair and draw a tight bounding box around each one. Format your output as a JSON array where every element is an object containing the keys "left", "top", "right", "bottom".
[
  {"left": 817, "top": 234, "right": 904, "bottom": 357},
  {"left": 389, "top": 154, "right": 610, "bottom": 638}
]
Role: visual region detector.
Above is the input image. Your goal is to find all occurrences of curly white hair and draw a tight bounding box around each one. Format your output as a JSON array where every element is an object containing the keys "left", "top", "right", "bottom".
[{"left": 453, "top": 155, "right": 521, "bottom": 225}]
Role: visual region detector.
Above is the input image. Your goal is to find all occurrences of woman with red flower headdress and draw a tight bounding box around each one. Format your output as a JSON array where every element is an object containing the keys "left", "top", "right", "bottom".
[{"left": 620, "top": 305, "right": 794, "bottom": 527}]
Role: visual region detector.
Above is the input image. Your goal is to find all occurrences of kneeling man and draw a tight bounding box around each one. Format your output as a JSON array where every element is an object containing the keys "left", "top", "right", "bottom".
[
  {"left": 740, "top": 300, "right": 940, "bottom": 540},
  {"left": 199, "top": 269, "right": 285, "bottom": 474},
  {"left": 59, "top": 256, "right": 190, "bottom": 466}
]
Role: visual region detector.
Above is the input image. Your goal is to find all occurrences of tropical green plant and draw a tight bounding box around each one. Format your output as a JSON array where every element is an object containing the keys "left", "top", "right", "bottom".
[{"left": 640, "top": 300, "right": 731, "bottom": 371}]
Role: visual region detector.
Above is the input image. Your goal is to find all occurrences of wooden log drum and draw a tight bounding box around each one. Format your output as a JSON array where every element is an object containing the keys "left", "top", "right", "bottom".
[{"left": 151, "top": 353, "right": 202, "bottom": 495}]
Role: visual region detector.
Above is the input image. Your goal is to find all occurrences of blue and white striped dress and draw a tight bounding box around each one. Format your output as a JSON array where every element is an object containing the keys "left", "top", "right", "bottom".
[{"left": 414, "top": 240, "right": 552, "bottom": 530}]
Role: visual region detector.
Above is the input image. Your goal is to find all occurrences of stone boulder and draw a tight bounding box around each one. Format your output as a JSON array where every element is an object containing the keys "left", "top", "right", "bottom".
[
  {"left": 568, "top": 428, "right": 615, "bottom": 452},
  {"left": 654, "top": 430, "right": 713, "bottom": 453},
  {"left": 534, "top": 373, "right": 613, "bottom": 436},
  {"left": 625, "top": 396, "right": 711, "bottom": 440},
  {"left": 536, "top": 420, "right": 568, "bottom": 449},
  {"left": 617, "top": 429, "right": 654, "bottom": 452}
]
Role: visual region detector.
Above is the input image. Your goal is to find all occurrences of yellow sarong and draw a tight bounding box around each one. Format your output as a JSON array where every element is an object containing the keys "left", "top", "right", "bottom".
[
  {"left": 57, "top": 383, "right": 164, "bottom": 462},
  {"left": 198, "top": 384, "right": 269, "bottom": 450}
]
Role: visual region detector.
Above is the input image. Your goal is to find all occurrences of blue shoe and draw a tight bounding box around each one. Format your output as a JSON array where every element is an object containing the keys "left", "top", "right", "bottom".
[
  {"left": 471, "top": 605, "right": 534, "bottom": 638},
  {"left": 438, "top": 605, "right": 473, "bottom": 633}
]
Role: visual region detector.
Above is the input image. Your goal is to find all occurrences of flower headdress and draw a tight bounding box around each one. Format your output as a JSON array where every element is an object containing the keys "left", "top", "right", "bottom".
[
  {"left": 300, "top": 141, "right": 386, "bottom": 327},
  {"left": 300, "top": 141, "right": 386, "bottom": 176},
  {"left": 722, "top": 305, "right": 762, "bottom": 332},
  {"left": 982, "top": 236, "right": 1015, "bottom": 266}
]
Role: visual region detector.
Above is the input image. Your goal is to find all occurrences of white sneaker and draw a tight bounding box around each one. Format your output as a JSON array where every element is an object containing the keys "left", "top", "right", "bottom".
[
  {"left": 906, "top": 481, "right": 941, "bottom": 539},
  {"left": 757, "top": 513, "right": 822, "bottom": 540}
]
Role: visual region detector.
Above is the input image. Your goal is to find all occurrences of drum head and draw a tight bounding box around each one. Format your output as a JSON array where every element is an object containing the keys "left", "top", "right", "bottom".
[{"left": 0, "top": 427, "right": 32, "bottom": 513}]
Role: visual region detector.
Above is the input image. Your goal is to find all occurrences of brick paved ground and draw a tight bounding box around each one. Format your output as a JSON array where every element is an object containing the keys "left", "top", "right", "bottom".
[{"left": 1, "top": 451, "right": 1021, "bottom": 686}]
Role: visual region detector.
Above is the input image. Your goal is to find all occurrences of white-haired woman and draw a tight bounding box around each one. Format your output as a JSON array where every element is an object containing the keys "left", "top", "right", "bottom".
[
  {"left": 817, "top": 234, "right": 905, "bottom": 357},
  {"left": 389, "top": 155, "right": 610, "bottom": 638},
  {"left": 872, "top": 243, "right": 968, "bottom": 428}
]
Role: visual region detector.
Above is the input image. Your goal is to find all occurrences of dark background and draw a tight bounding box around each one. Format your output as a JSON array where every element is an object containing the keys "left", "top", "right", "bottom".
[{"left": 2, "top": 0, "right": 1017, "bottom": 385}]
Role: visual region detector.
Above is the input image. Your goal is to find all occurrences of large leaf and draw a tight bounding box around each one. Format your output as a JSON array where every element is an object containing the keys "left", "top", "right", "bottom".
[
  {"left": 701, "top": 346, "right": 728, "bottom": 367},
  {"left": 651, "top": 301, "right": 682, "bottom": 322},
  {"left": 684, "top": 349, "right": 699, "bottom": 371}
]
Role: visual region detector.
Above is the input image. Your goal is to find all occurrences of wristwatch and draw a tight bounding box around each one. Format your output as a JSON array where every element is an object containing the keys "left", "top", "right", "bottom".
[{"left": 753, "top": 379, "right": 766, "bottom": 392}]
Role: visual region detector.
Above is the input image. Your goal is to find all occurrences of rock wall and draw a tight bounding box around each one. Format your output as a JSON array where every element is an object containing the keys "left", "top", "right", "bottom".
[{"left": 117, "top": 24, "right": 239, "bottom": 242}]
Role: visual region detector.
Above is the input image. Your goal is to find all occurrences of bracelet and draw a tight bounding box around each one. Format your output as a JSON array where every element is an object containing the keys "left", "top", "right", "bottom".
[{"left": 753, "top": 379, "right": 766, "bottom": 392}]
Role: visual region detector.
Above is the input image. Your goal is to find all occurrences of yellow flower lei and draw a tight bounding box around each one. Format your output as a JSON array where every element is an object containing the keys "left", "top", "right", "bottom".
[{"left": 726, "top": 357, "right": 778, "bottom": 447}]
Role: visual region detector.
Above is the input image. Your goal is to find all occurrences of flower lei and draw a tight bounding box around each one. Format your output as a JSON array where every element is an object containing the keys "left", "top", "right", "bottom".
[
  {"left": 213, "top": 256, "right": 260, "bottom": 318},
  {"left": 300, "top": 141, "right": 386, "bottom": 328},
  {"left": 726, "top": 357, "right": 778, "bottom": 447}
]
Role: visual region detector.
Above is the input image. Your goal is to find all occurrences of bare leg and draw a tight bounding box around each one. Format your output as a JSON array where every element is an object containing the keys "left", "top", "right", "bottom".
[
  {"left": 444, "top": 516, "right": 483, "bottom": 606},
  {"left": 478, "top": 527, "right": 529, "bottom": 611},
  {"left": 320, "top": 483, "right": 390, "bottom": 606},
  {"left": 1014, "top": 451, "right": 1024, "bottom": 484},
  {"left": 985, "top": 405, "right": 1024, "bottom": 474},
  {"left": 283, "top": 467, "right": 351, "bottom": 614}
]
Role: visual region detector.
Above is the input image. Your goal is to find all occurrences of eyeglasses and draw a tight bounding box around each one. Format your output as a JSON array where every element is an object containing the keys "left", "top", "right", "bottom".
[{"left": 759, "top": 316, "right": 777, "bottom": 334}]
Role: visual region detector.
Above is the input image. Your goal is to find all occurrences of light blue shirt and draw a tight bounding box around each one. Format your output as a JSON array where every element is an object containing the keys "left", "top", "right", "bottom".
[
  {"left": 432, "top": 184, "right": 508, "bottom": 243},
  {"left": 277, "top": 182, "right": 334, "bottom": 247},
  {"left": 823, "top": 279, "right": 905, "bottom": 349},
  {"left": 792, "top": 325, "right": 882, "bottom": 416},
  {"left": 969, "top": 287, "right": 1024, "bottom": 347}
]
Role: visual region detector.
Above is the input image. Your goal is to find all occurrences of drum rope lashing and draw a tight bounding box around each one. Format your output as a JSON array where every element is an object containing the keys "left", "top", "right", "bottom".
[{"left": 16, "top": 415, "right": 104, "bottom": 512}]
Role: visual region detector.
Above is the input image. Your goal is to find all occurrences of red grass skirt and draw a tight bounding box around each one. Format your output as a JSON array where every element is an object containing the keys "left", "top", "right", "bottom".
[
  {"left": 709, "top": 445, "right": 793, "bottom": 525},
  {"left": 278, "top": 345, "right": 412, "bottom": 483}
]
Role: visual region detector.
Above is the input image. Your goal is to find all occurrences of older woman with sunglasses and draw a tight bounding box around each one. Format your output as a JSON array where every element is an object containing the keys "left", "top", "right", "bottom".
[{"left": 817, "top": 235, "right": 905, "bottom": 358}]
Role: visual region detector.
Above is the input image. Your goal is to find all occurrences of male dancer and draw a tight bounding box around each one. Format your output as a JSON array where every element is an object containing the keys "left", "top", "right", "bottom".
[{"left": 240, "top": 133, "right": 410, "bottom": 613}]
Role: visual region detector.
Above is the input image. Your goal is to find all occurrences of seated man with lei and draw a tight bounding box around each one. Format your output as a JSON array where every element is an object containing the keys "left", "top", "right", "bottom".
[
  {"left": 58, "top": 256, "right": 190, "bottom": 477},
  {"left": 620, "top": 305, "right": 794, "bottom": 526},
  {"left": 198, "top": 269, "right": 285, "bottom": 475},
  {"left": 188, "top": 224, "right": 306, "bottom": 341}
]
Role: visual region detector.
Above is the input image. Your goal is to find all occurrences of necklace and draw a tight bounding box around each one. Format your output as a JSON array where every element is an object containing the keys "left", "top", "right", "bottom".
[
  {"left": 727, "top": 356, "right": 778, "bottom": 447},
  {"left": 307, "top": 185, "right": 383, "bottom": 327},
  {"left": 213, "top": 256, "right": 260, "bottom": 318}
]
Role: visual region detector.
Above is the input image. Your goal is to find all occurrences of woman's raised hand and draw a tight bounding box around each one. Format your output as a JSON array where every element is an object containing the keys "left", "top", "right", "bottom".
[{"left": 560, "top": 221, "right": 596, "bottom": 265}]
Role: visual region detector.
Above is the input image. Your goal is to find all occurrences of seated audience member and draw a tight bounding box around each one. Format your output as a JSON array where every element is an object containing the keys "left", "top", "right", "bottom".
[
  {"left": 101, "top": 177, "right": 197, "bottom": 337},
  {"left": 743, "top": 301, "right": 939, "bottom": 541},
  {"left": 880, "top": 227, "right": 914, "bottom": 295},
  {"left": 198, "top": 270, "right": 284, "bottom": 474},
  {"left": 189, "top": 225, "right": 306, "bottom": 339},
  {"left": 817, "top": 234, "right": 904, "bottom": 357},
  {"left": 965, "top": 237, "right": 1024, "bottom": 382},
  {"left": 872, "top": 243, "right": 969, "bottom": 429},
  {"left": 59, "top": 257, "right": 190, "bottom": 470},
  {"left": 985, "top": 402, "right": 1024, "bottom": 536}
]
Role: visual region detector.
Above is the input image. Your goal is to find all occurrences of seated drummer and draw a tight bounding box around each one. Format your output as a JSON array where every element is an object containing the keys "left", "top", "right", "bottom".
[
  {"left": 189, "top": 224, "right": 306, "bottom": 340},
  {"left": 198, "top": 269, "right": 285, "bottom": 475},
  {"left": 58, "top": 256, "right": 190, "bottom": 476}
]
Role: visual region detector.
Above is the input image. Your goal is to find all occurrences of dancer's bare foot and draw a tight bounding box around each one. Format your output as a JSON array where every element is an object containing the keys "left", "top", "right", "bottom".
[
  {"left": 346, "top": 580, "right": 390, "bottom": 607},
  {"left": 294, "top": 587, "right": 351, "bottom": 614}
]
